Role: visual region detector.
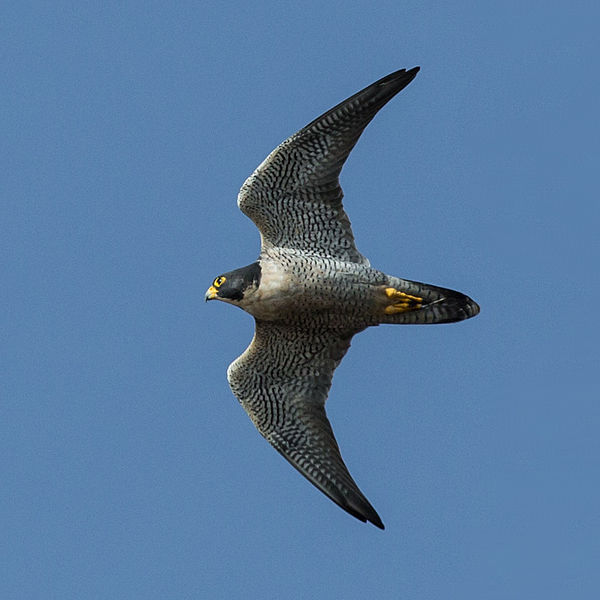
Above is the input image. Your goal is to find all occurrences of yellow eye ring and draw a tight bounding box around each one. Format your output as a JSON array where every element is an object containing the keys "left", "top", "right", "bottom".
[{"left": 213, "top": 276, "right": 226, "bottom": 288}]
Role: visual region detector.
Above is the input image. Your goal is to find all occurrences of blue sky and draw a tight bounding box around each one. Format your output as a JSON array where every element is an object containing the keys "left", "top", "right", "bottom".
[{"left": 2, "top": 2, "right": 598, "bottom": 598}]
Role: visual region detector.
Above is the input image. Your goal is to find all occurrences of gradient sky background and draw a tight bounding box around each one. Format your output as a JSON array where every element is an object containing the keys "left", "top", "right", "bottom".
[{"left": 3, "top": 2, "right": 599, "bottom": 598}]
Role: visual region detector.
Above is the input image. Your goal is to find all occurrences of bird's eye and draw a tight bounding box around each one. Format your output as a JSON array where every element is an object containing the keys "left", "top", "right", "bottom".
[{"left": 213, "top": 276, "right": 226, "bottom": 288}]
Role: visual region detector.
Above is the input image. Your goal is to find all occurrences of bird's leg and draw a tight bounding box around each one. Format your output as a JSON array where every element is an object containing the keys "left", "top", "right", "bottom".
[{"left": 383, "top": 287, "right": 423, "bottom": 314}]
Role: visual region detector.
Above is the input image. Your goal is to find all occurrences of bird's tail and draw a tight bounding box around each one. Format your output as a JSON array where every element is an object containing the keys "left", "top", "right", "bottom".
[{"left": 379, "top": 276, "right": 480, "bottom": 325}]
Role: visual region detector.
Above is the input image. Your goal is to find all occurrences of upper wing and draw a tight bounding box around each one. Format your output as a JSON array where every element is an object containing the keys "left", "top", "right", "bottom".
[
  {"left": 238, "top": 67, "right": 420, "bottom": 264},
  {"left": 227, "top": 320, "right": 384, "bottom": 529}
]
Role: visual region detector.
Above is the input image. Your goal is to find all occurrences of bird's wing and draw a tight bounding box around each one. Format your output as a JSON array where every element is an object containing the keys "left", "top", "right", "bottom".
[
  {"left": 237, "top": 67, "right": 420, "bottom": 264},
  {"left": 227, "top": 320, "right": 384, "bottom": 529}
]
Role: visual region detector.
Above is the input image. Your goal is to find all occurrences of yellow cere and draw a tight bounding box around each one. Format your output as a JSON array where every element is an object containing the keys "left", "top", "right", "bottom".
[{"left": 213, "top": 276, "right": 226, "bottom": 288}]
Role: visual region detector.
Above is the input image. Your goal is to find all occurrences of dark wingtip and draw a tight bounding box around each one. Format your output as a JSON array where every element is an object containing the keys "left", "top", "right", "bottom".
[
  {"left": 354, "top": 507, "right": 384, "bottom": 529},
  {"left": 343, "top": 496, "right": 385, "bottom": 529},
  {"left": 370, "top": 514, "right": 385, "bottom": 530},
  {"left": 358, "top": 501, "right": 385, "bottom": 529},
  {"left": 403, "top": 66, "right": 420, "bottom": 84},
  {"left": 377, "top": 66, "right": 420, "bottom": 87}
]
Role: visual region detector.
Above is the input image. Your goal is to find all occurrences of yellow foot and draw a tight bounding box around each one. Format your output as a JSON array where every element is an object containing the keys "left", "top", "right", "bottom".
[{"left": 383, "top": 287, "right": 423, "bottom": 314}]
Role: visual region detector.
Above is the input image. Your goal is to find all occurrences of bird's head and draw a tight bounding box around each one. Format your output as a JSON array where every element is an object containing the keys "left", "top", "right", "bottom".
[{"left": 205, "top": 262, "right": 261, "bottom": 305}]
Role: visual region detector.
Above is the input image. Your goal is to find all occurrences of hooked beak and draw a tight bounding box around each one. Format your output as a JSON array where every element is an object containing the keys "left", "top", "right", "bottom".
[{"left": 205, "top": 286, "right": 218, "bottom": 302}]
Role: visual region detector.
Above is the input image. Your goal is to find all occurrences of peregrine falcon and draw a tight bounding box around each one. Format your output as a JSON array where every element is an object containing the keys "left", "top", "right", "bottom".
[{"left": 205, "top": 67, "right": 479, "bottom": 529}]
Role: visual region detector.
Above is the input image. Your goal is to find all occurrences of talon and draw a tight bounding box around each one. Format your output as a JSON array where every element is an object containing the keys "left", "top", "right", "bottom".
[
  {"left": 383, "top": 287, "right": 423, "bottom": 314},
  {"left": 384, "top": 287, "right": 422, "bottom": 302}
]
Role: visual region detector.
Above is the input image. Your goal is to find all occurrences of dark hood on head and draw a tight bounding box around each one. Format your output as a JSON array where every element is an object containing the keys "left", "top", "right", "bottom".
[{"left": 217, "top": 261, "right": 261, "bottom": 301}]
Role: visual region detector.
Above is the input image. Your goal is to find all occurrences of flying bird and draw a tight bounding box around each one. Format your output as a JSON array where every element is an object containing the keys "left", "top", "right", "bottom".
[{"left": 205, "top": 67, "right": 479, "bottom": 529}]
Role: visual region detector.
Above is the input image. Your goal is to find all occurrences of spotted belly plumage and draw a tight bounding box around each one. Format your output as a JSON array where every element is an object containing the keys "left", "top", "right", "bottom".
[{"left": 205, "top": 67, "right": 479, "bottom": 529}]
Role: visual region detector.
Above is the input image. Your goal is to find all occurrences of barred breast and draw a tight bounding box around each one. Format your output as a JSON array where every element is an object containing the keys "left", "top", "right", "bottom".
[{"left": 239, "top": 248, "right": 388, "bottom": 327}]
